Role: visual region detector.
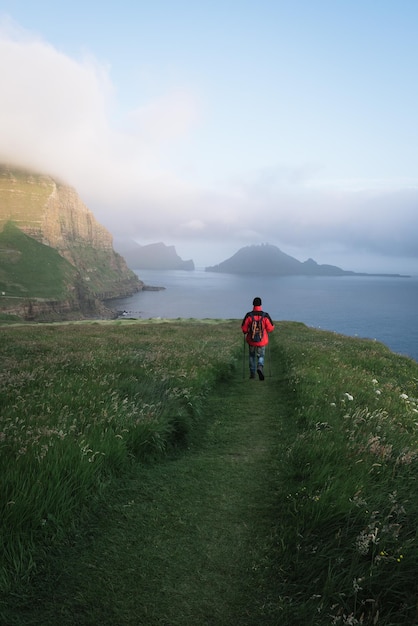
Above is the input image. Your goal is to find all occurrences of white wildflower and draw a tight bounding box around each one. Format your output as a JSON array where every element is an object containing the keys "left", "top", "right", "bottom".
[
  {"left": 400, "top": 393, "right": 409, "bottom": 400},
  {"left": 344, "top": 393, "right": 354, "bottom": 401},
  {"left": 372, "top": 379, "right": 378, "bottom": 384},
  {"left": 343, "top": 614, "right": 359, "bottom": 625}
]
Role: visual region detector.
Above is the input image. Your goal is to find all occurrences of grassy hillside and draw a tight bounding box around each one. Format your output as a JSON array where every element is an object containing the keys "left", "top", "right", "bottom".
[
  {"left": 63, "top": 243, "right": 141, "bottom": 298},
  {"left": 0, "top": 221, "right": 80, "bottom": 299},
  {"left": 0, "top": 165, "right": 141, "bottom": 310},
  {"left": 1, "top": 320, "right": 418, "bottom": 624}
]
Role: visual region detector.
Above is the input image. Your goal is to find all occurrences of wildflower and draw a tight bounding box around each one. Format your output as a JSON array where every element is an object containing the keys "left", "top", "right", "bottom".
[
  {"left": 344, "top": 393, "right": 354, "bottom": 401},
  {"left": 356, "top": 530, "right": 371, "bottom": 555},
  {"left": 350, "top": 494, "right": 367, "bottom": 507},
  {"left": 397, "top": 554, "right": 404, "bottom": 562},
  {"left": 388, "top": 491, "right": 397, "bottom": 503},
  {"left": 400, "top": 393, "right": 409, "bottom": 400},
  {"left": 372, "top": 379, "right": 378, "bottom": 384},
  {"left": 367, "top": 435, "right": 392, "bottom": 459},
  {"left": 375, "top": 389, "right": 381, "bottom": 395},
  {"left": 356, "top": 525, "right": 380, "bottom": 554},
  {"left": 343, "top": 614, "right": 359, "bottom": 625}
]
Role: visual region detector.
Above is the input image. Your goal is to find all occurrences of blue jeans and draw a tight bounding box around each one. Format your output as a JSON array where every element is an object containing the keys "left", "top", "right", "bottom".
[{"left": 249, "top": 345, "right": 265, "bottom": 373}]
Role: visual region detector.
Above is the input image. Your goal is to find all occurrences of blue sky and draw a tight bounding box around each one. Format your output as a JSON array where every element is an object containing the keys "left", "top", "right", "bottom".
[{"left": 1, "top": 1, "right": 418, "bottom": 272}]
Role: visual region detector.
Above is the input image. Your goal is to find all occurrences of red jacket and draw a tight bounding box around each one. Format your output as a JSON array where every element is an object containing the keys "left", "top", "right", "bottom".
[{"left": 241, "top": 305, "right": 274, "bottom": 347}]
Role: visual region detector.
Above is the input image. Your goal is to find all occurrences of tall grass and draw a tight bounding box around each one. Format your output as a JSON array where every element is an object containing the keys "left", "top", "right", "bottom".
[
  {"left": 274, "top": 322, "right": 418, "bottom": 625},
  {"left": 3, "top": 319, "right": 418, "bottom": 624},
  {"left": 0, "top": 319, "right": 240, "bottom": 594}
]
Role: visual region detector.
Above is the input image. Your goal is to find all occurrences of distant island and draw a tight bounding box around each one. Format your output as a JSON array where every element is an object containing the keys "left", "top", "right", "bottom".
[
  {"left": 205, "top": 244, "right": 410, "bottom": 277},
  {"left": 115, "top": 241, "right": 194, "bottom": 271}
]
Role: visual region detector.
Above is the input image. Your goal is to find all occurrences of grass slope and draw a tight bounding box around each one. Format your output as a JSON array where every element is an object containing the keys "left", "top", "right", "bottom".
[
  {"left": 0, "top": 221, "right": 79, "bottom": 299},
  {"left": 1, "top": 320, "right": 418, "bottom": 625},
  {"left": 11, "top": 351, "right": 293, "bottom": 625}
]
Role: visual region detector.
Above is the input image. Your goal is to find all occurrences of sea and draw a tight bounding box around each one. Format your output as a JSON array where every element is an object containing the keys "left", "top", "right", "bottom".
[{"left": 108, "top": 269, "right": 418, "bottom": 363}]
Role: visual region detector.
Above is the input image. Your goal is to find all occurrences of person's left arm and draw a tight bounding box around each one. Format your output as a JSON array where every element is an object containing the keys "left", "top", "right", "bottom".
[{"left": 264, "top": 313, "right": 275, "bottom": 332}]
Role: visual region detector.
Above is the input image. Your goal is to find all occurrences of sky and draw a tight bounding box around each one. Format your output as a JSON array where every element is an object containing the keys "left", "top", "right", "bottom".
[{"left": 1, "top": 1, "right": 418, "bottom": 273}]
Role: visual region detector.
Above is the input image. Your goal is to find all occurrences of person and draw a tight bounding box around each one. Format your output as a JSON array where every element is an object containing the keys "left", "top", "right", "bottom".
[{"left": 241, "top": 297, "right": 274, "bottom": 380}]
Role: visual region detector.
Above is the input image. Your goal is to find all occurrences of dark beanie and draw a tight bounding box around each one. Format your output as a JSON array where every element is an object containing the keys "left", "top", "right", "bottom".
[{"left": 253, "top": 297, "right": 262, "bottom": 306}]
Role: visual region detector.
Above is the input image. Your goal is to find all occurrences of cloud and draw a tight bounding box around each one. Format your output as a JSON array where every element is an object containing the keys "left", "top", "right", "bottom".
[
  {"left": 0, "top": 18, "right": 418, "bottom": 274},
  {"left": 177, "top": 219, "right": 206, "bottom": 234},
  {"left": 0, "top": 19, "right": 200, "bottom": 209},
  {"left": 210, "top": 169, "right": 418, "bottom": 262},
  {"left": 0, "top": 21, "right": 111, "bottom": 174},
  {"left": 127, "top": 91, "right": 200, "bottom": 144}
]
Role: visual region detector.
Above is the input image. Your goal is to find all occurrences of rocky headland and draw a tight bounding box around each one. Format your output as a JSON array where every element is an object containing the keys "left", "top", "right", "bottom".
[
  {"left": 115, "top": 240, "right": 194, "bottom": 271},
  {"left": 0, "top": 165, "right": 142, "bottom": 321}
]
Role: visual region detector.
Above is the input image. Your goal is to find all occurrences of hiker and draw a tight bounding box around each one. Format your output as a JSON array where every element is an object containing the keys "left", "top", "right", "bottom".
[{"left": 241, "top": 297, "right": 274, "bottom": 380}]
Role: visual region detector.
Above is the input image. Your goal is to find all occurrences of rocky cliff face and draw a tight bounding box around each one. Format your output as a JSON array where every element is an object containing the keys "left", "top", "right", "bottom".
[
  {"left": 31, "top": 182, "right": 114, "bottom": 257},
  {"left": 0, "top": 165, "right": 142, "bottom": 319}
]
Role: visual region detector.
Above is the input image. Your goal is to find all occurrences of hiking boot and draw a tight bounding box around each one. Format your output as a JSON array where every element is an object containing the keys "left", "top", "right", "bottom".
[
  {"left": 257, "top": 365, "right": 265, "bottom": 381},
  {"left": 249, "top": 371, "right": 256, "bottom": 379}
]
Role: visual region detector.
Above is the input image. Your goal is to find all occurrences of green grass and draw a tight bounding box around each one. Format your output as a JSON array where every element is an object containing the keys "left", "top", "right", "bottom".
[
  {"left": 1, "top": 320, "right": 418, "bottom": 624},
  {"left": 0, "top": 222, "right": 139, "bottom": 307},
  {"left": 274, "top": 322, "right": 418, "bottom": 624},
  {"left": 0, "top": 222, "right": 79, "bottom": 298},
  {"left": 0, "top": 320, "right": 239, "bottom": 596},
  {"left": 14, "top": 357, "right": 293, "bottom": 625}
]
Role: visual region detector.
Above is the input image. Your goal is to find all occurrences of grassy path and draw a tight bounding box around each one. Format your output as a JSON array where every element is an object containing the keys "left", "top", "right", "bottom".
[{"left": 15, "top": 340, "right": 296, "bottom": 625}]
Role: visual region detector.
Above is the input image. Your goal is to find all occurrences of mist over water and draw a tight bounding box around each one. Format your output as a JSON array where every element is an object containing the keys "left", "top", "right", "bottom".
[{"left": 109, "top": 270, "right": 418, "bottom": 363}]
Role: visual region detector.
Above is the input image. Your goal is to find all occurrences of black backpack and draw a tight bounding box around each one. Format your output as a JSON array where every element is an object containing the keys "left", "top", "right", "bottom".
[{"left": 248, "top": 311, "right": 265, "bottom": 342}]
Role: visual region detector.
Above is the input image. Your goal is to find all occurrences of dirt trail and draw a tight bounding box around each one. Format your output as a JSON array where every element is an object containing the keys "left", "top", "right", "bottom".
[{"left": 15, "top": 339, "right": 295, "bottom": 625}]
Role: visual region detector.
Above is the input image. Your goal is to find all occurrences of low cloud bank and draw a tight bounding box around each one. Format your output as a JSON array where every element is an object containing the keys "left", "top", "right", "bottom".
[{"left": 1, "top": 20, "right": 417, "bottom": 274}]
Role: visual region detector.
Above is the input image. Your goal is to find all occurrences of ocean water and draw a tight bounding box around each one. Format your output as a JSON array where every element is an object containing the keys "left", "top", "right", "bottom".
[{"left": 109, "top": 270, "right": 418, "bottom": 363}]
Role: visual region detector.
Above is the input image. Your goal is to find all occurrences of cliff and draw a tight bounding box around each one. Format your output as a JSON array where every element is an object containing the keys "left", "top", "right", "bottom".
[
  {"left": 116, "top": 240, "right": 195, "bottom": 270},
  {"left": 0, "top": 165, "right": 142, "bottom": 320}
]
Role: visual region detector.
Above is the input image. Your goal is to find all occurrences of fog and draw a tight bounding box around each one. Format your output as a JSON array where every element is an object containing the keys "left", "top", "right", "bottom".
[{"left": 1, "top": 13, "right": 418, "bottom": 275}]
